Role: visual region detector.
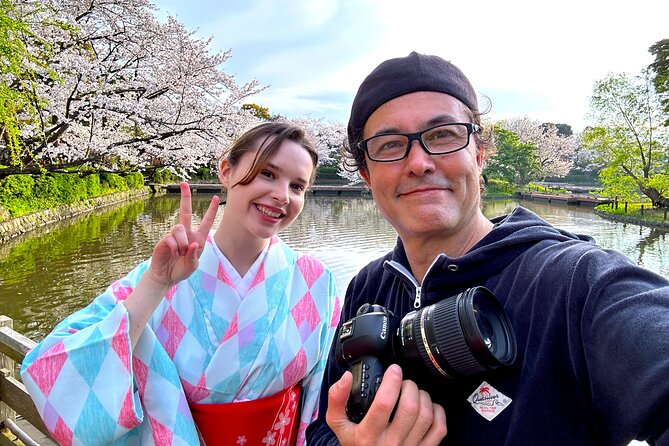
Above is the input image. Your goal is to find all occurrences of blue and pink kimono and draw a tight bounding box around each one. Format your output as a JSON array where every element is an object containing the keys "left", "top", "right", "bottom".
[{"left": 20, "top": 234, "right": 341, "bottom": 445}]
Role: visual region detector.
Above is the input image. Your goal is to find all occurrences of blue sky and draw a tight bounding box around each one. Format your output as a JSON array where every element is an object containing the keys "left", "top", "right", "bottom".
[{"left": 151, "top": 0, "right": 669, "bottom": 132}]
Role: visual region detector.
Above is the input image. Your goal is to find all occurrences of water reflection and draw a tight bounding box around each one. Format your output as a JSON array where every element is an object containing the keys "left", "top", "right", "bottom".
[{"left": 0, "top": 195, "right": 666, "bottom": 341}]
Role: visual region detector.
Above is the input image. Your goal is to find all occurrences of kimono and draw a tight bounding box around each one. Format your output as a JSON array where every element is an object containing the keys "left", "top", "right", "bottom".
[{"left": 20, "top": 234, "right": 341, "bottom": 445}]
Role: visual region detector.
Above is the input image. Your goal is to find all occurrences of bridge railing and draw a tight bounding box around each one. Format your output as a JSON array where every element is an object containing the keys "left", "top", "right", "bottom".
[{"left": 0, "top": 315, "right": 53, "bottom": 445}]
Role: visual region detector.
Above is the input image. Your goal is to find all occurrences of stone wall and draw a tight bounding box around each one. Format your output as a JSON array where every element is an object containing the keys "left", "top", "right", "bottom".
[
  {"left": 0, "top": 188, "right": 152, "bottom": 243},
  {"left": 593, "top": 209, "right": 669, "bottom": 229}
]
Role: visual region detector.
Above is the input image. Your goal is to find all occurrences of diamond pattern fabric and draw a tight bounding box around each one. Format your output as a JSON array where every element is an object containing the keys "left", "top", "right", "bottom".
[{"left": 21, "top": 235, "right": 340, "bottom": 445}]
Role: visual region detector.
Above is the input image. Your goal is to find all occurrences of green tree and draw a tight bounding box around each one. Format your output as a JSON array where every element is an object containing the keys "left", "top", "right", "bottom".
[
  {"left": 587, "top": 71, "right": 669, "bottom": 207},
  {"left": 649, "top": 38, "right": 669, "bottom": 125},
  {"left": 0, "top": 0, "right": 54, "bottom": 167},
  {"left": 241, "top": 103, "right": 271, "bottom": 120},
  {"left": 484, "top": 126, "right": 540, "bottom": 186},
  {"left": 543, "top": 123, "right": 573, "bottom": 137}
]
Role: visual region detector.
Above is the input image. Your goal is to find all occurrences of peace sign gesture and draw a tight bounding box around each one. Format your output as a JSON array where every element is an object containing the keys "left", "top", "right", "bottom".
[{"left": 146, "top": 182, "right": 220, "bottom": 287}]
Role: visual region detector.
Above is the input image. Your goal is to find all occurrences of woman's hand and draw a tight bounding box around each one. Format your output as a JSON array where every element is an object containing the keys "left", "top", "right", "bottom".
[
  {"left": 124, "top": 182, "right": 220, "bottom": 347},
  {"left": 146, "top": 182, "right": 220, "bottom": 287}
]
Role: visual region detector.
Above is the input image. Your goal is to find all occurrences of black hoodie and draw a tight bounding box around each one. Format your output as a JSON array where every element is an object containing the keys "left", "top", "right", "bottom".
[{"left": 307, "top": 206, "right": 669, "bottom": 446}]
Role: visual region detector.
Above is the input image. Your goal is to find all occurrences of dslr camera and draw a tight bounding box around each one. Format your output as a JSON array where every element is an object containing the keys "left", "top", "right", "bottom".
[{"left": 335, "top": 286, "right": 516, "bottom": 422}]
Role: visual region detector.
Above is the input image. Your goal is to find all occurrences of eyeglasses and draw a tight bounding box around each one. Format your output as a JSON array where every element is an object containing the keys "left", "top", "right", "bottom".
[{"left": 358, "top": 122, "right": 481, "bottom": 163}]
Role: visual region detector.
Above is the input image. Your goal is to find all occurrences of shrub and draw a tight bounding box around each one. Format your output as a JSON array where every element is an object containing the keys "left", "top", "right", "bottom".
[
  {"left": 0, "top": 174, "right": 34, "bottom": 199},
  {"left": 151, "top": 168, "right": 178, "bottom": 184},
  {"left": 52, "top": 173, "right": 88, "bottom": 203},
  {"left": 484, "top": 178, "right": 517, "bottom": 196},
  {"left": 100, "top": 173, "right": 128, "bottom": 191},
  {"left": 124, "top": 172, "right": 144, "bottom": 189},
  {"left": 84, "top": 174, "right": 102, "bottom": 196},
  {"left": 0, "top": 170, "right": 146, "bottom": 218}
]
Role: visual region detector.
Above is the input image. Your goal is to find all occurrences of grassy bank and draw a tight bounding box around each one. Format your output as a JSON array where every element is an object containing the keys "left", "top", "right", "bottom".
[
  {"left": 595, "top": 201, "right": 669, "bottom": 227},
  {"left": 0, "top": 172, "right": 144, "bottom": 222}
]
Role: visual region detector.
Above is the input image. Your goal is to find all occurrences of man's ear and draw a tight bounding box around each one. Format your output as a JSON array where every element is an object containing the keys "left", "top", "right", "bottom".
[
  {"left": 476, "top": 147, "right": 485, "bottom": 170},
  {"left": 359, "top": 168, "right": 371, "bottom": 188}
]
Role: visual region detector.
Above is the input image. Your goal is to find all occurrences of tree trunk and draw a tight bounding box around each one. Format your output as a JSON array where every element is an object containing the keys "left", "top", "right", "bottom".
[{"left": 642, "top": 186, "right": 669, "bottom": 208}]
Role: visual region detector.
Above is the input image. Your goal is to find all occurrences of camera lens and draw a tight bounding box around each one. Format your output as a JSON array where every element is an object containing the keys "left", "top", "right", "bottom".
[
  {"left": 463, "top": 287, "right": 516, "bottom": 368},
  {"left": 398, "top": 286, "right": 516, "bottom": 378}
]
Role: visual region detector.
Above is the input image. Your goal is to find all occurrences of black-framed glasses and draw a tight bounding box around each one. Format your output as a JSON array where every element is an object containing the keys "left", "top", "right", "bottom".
[{"left": 358, "top": 122, "right": 481, "bottom": 163}]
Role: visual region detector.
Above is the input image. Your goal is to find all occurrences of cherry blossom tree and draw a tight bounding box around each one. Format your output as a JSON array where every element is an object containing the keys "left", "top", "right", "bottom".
[
  {"left": 499, "top": 116, "right": 579, "bottom": 180},
  {"left": 1, "top": 0, "right": 263, "bottom": 179},
  {"left": 287, "top": 116, "right": 345, "bottom": 168}
]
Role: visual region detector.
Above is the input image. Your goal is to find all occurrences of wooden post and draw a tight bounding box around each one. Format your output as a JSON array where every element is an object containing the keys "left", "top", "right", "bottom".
[{"left": 0, "top": 315, "right": 16, "bottom": 423}]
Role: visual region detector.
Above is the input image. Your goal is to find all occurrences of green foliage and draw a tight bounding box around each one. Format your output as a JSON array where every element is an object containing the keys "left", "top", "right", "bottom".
[
  {"left": 484, "top": 127, "right": 540, "bottom": 186},
  {"left": 0, "top": 0, "right": 57, "bottom": 167},
  {"left": 84, "top": 174, "right": 102, "bottom": 196},
  {"left": 0, "top": 174, "right": 34, "bottom": 198},
  {"left": 0, "top": 172, "right": 145, "bottom": 218},
  {"left": 191, "top": 167, "right": 217, "bottom": 182},
  {"left": 649, "top": 38, "right": 669, "bottom": 125},
  {"left": 527, "top": 183, "right": 568, "bottom": 194},
  {"left": 315, "top": 165, "right": 347, "bottom": 184},
  {"left": 646, "top": 173, "right": 669, "bottom": 197},
  {"left": 100, "top": 173, "right": 128, "bottom": 191},
  {"left": 588, "top": 71, "right": 669, "bottom": 206},
  {"left": 150, "top": 168, "right": 179, "bottom": 184},
  {"left": 241, "top": 103, "right": 271, "bottom": 120},
  {"left": 0, "top": 174, "right": 39, "bottom": 216},
  {"left": 598, "top": 166, "right": 641, "bottom": 201},
  {"left": 596, "top": 200, "right": 668, "bottom": 224},
  {"left": 484, "top": 178, "right": 517, "bottom": 196},
  {"left": 124, "top": 172, "right": 144, "bottom": 189}
]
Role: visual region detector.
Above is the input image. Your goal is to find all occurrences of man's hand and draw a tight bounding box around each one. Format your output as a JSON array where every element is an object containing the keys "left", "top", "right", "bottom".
[
  {"left": 326, "top": 364, "right": 447, "bottom": 446},
  {"left": 146, "top": 182, "right": 220, "bottom": 287}
]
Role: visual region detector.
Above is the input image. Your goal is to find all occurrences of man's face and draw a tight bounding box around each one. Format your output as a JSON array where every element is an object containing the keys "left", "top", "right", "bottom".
[{"left": 360, "top": 91, "right": 485, "bottom": 243}]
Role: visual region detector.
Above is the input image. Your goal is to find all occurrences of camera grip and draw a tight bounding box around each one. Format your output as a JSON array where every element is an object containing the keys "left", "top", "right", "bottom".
[{"left": 346, "top": 356, "right": 386, "bottom": 423}]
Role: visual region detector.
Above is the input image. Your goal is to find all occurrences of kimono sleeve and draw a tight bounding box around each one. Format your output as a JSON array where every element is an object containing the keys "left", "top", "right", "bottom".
[
  {"left": 295, "top": 262, "right": 341, "bottom": 446},
  {"left": 20, "top": 261, "right": 151, "bottom": 445}
]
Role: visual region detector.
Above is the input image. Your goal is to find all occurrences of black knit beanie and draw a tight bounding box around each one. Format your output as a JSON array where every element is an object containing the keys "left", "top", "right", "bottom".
[{"left": 347, "top": 52, "right": 478, "bottom": 147}]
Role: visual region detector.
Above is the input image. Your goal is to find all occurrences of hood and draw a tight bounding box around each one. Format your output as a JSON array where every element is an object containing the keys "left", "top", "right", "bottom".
[{"left": 390, "top": 206, "right": 594, "bottom": 289}]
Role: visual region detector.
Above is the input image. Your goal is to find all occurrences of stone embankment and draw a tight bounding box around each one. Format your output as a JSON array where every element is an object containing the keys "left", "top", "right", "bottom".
[
  {"left": 593, "top": 209, "right": 669, "bottom": 229},
  {"left": 0, "top": 187, "right": 152, "bottom": 243}
]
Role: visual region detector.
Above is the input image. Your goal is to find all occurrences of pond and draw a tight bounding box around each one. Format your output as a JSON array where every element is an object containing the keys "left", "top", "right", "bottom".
[{"left": 0, "top": 194, "right": 666, "bottom": 341}]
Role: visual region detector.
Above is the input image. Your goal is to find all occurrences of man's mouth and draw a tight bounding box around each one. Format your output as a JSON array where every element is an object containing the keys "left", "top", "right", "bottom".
[{"left": 255, "top": 204, "right": 284, "bottom": 218}]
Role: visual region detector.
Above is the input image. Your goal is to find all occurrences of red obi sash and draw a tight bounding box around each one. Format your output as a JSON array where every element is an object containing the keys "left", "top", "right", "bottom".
[{"left": 189, "top": 383, "right": 301, "bottom": 445}]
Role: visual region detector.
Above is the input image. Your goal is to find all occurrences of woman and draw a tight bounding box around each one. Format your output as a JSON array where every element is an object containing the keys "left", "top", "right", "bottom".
[{"left": 20, "top": 122, "right": 340, "bottom": 446}]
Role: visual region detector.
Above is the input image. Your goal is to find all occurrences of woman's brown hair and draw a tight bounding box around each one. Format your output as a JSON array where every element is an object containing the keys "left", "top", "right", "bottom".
[{"left": 222, "top": 122, "right": 319, "bottom": 187}]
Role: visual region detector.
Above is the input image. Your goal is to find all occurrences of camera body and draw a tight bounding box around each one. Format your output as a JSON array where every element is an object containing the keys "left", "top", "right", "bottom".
[
  {"left": 335, "top": 303, "right": 399, "bottom": 422},
  {"left": 335, "top": 287, "right": 517, "bottom": 422}
]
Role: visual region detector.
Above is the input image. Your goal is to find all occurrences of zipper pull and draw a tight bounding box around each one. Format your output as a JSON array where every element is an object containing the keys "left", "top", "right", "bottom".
[{"left": 413, "top": 286, "right": 422, "bottom": 308}]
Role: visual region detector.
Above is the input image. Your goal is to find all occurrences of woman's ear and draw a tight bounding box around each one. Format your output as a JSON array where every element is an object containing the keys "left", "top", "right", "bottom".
[{"left": 219, "top": 159, "right": 232, "bottom": 189}]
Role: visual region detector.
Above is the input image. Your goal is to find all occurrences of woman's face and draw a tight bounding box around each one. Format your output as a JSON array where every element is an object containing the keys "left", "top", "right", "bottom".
[{"left": 219, "top": 138, "right": 315, "bottom": 242}]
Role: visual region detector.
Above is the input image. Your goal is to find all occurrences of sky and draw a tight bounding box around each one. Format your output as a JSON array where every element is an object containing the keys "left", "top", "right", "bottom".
[{"left": 151, "top": 0, "right": 668, "bottom": 132}]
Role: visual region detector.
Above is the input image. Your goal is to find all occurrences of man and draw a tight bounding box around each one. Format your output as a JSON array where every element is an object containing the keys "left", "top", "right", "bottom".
[{"left": 306, "top": 52, "right": 669, "bottom": 445}]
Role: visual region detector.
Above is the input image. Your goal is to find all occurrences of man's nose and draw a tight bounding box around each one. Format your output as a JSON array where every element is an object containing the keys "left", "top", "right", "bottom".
[{"left": 404, "top": 139, "right": 435, "bottom": 175}]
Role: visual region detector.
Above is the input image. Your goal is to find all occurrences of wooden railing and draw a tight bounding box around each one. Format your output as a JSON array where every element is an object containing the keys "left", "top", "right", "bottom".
[{"left": 0, "top": 315, "right": 54, "bottom": 445}]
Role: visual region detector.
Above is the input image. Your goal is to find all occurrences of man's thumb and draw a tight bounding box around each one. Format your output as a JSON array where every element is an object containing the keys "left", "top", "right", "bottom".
[{"left": 326, "top": 371, "right": 353, "bottom": 426}]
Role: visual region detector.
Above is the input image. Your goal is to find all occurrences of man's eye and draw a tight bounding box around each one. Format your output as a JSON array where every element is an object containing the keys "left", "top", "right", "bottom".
[
  {"left": 377, "top": 139, "right": 404, "bottom": 151},
  {"left": 430, "top": 130, "right": 457, "bottom": 140}
]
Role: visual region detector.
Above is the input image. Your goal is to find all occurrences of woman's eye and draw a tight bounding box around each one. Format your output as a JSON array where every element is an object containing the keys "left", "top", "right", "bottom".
[
  {"left": 291, "top": 183, "right": 305, "bottom": 192},
  {"left": 260, "top": 170, "right": 274, "bottom": 179}
]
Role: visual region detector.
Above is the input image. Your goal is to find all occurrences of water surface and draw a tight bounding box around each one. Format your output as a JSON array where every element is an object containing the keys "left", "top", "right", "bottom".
[{"left": 0, "top": 195, "right": 666, "bottom": 341}]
